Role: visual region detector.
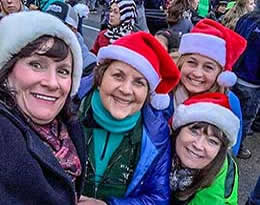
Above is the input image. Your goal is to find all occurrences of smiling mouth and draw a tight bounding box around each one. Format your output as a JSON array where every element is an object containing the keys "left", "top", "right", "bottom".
[
  {"left": 113, "top": 96, "right": 132, "bottom": 105},
  {"left": 187, "top": 76, "right": 204, "bottom": 86},
  {"left": 186, "top": 147, "right": 203, "bottom": 159},
  {"left": 32, "top": 93, "right": 58, "bottom": 102}
]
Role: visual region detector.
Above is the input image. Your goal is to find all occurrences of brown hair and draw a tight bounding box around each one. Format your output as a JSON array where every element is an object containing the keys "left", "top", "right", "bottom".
[
  {"left": 172, "top": 122, "right": 229, "bottom": 200},
  {"left": 0, "top": 35, "right": 75, "bottom": 120},
  {"left": 222, "top": 0, "right": 250, "bottom": 30},
  {"left": 167, "top": 0, "right": 191, "bottom": 25}
]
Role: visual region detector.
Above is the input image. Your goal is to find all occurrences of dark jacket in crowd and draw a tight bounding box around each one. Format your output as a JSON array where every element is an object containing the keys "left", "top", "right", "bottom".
[{"left": 0, "top": 103, "right": 86, "bottom": 205}]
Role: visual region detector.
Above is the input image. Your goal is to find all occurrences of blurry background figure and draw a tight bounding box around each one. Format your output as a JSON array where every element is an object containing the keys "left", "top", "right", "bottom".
[
  {"left": 144, "top": 0, "right": 167, "bottom": 34},
  {"left": 246, "top": 175, "right": 260, "bottom": 205},
  {"left": 230, "top": 0, "right": 260, "bottom": 159},
  {"left": 207, "top": 0, "right": 228, "bottom": 22},
  {"left": 73, "top": 2, "right": 89, "bottom": 34},
  {"left": 46, "top": 1, "right": 96, "bottom": 77},
  {"left": 154, "top": 28, "right": 181, "bottom": 62},
  {"left": 100, "top": 0, "right": 148, "bottom": 32},
  {"left": 222, "top": 0, "right": 256, "bottom": 30},
  {"left": 91, "top": 0, "right": 136, "bottom": 55},
  {"left": 167, "top": 0, "right": 193, "bottom": 36},
  {"left": 0, "top": 0, "right": 28, "bottom": 19}
]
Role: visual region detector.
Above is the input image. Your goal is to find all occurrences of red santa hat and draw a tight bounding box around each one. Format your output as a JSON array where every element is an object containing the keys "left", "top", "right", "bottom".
[
  {"left": 179, "top": 18, "right": 247, "bottom": 87},
  {"left": 97, "top": 31, "right": 181, "bottom": 110},
  {"left": 172, "top": 92, "right": 240, "bottom": 146}
]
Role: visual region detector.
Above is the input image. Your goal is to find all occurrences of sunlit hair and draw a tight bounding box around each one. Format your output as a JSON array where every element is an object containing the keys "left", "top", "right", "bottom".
[
  {"left": 222, "top": 0, "right": 252, "bottom": 30},
  {"left": 172, "top": 122, "right": 229, "bottom": 200},
  {"left": 0, "top": 35, "right": 75, "bottom": 121}
]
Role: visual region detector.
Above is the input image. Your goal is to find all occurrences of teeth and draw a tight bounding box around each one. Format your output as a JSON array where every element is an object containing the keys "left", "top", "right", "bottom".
[
  {"left": 189, "top": 78, "right": 202, "bottom": 85},
  {"left": 33, "top": 94, "right": 57, "bottom": 102},
  {"left": 187, "top": 148, "right": 202, "bottom": 159}
]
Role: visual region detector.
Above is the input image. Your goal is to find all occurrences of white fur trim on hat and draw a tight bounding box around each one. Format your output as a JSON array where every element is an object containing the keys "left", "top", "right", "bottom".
[
  {"left": 172, "top": 102, "right": 240, "bottom": 146},
  {"left": 179, "top": 33, "right": 226, "bottom": 67},
  {"left": 97, "top": 45, "right": 161, "bottom": 90},
  {"left": 0, "top": 11, "right": 82, "bottom": 96}
]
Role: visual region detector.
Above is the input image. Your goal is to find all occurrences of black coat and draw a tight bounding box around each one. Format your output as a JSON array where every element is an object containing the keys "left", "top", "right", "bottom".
[{"left": 0, "top": 103, "right": 86, "bottom": 205}]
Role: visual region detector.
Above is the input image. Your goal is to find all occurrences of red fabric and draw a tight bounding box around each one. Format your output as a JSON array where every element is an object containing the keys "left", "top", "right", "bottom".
[
  {"left": 30, "top": 119, "right": 82, "bottom": 182},
  {"left": 183, "top": 92, "right": 231, "bottom": 109},
  {"left": 90, "top": 29, "right": 110, "bottom": 55},
  {"left": 112, "top": 31, "right": 181, "bottom": 94},
  {"left": 191, "top": 18, "right": 247, "bottom": 71}
]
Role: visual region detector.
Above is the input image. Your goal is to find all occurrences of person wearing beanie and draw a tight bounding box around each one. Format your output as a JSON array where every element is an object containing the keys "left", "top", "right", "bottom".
[
  {"left": 91, "top": 0, "right": 137, "bottom": 55},
  {"left": 170, "top": 92, "right": 240, "bottom": 205},
  {"left": 171, "top": 18, "right": 246, "bottom": 157},
  {"left": 230, "top": 0, "right": 260, "bottom": 159},
  {"left": 207, "top": 0, "right": 228, "bottom": 22},
  {"left": 0, "top": 11, "right": 85, "bottom": 205},
  {"left": 46, "top": 1, "right": 97, "bottom": 77},
  {"left": 75, "top": 31, "right": 180, "bottom": 205}
]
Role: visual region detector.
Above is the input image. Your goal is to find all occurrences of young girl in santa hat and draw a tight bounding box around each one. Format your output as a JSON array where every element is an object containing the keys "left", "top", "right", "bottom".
[
  {"left": 172, "top": 18, "right": 247, "bottom": 157},
  {"left": 170, "top": 92, "right": 240, "bottom": 204}
]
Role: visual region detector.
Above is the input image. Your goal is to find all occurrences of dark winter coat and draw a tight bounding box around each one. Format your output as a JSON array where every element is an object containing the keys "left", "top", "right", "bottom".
[{"left": 0, "top": 103, "right": 86, "bottom": 205}]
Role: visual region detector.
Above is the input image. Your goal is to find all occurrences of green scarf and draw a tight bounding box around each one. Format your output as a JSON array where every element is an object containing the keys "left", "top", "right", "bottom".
[{"left": 91, "top": 89, "right": 140, "bottom": 182}]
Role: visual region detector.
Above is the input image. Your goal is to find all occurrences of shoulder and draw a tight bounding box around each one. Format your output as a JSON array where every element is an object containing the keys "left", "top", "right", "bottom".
[{"left": 191, "top": 154, "right": 238, "bottom": 204}]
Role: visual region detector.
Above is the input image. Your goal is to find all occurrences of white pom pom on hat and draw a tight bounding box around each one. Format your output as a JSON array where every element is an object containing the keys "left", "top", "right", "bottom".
[
  {"left": 97, "top": 31, "right": 181, "bottom": 110},
  {"left": 179, "top": 18, "right": 247, "bottom": 88}
]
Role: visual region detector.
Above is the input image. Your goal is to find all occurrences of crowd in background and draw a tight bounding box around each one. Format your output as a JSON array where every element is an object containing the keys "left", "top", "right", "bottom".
[{"left": 0, "top": 0, "right": 260, "bottom": 204}]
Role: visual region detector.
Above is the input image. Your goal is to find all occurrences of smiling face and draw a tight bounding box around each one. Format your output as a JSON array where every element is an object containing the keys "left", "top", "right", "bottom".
[
  {"left": 180, "top": 54, "right": 222, "bottom": 95},
  {"left": 246, "top": 0, "right": 256, "bottom": 12},
  {"left": 1, "top": 0, "right": 22, "bottom": 14},
  {"left": 98, "top": 61, "right": 149, "bottom": 120},
  {"left": 8, "top": 48, "right": 72, "bottom": 124},
  {"left": 109, "top": 3, "right": 121, "bottom": 27},
  {"left": 176, "top": 123, "right": 222, "bottom": 169}
]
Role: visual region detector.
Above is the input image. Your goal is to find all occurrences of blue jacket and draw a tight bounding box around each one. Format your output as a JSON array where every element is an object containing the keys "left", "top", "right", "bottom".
[
  {"left": 0, "top": 103, "right": 86, "bottom": 205},
  {"left": 234, "top": 11, "right": 260, "bottom": 85},
  {"left": 78, "top": 75, "right": 171, "bottom": 205}
]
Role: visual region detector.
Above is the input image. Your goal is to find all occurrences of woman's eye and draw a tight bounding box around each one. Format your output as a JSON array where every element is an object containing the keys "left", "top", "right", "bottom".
[
  {"left": 29, "top": 62, "right": 43, "bottom": 70},
  {"left": 189, "top": 127, "right": 200, "bottom": 136},
  {"left": 134, "top": 80, "right": 146, "bottom": 87},
  {"left": 187, "top": 60, "right": 196, "bottom": 65},
  {"left": 112, "top": 73, "right": 123, "bottom": 80},
  {"left": 204, "top": 65, "right": 215, "bottom": 72},
  {"left": 208, "top": 137, "right": 221, "bottom": 146},
  {"left": 57, "top": 68, "right": 71, "bottom": 77}
]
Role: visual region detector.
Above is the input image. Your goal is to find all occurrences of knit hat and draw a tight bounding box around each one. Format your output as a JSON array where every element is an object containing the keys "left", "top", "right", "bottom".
[
  {"left": 172, "top": 92, "right": 240, "bottom": 146},
  {"left": 46, "top": 1, "right": 79, "bottom": 30},
  {"left": 97, "top": 31, "right": 181, "bottom": 110},
  {"left": 0, "top": 11, "right": 82, "bottom": 96},
  {"left": 179, "top": 18, "right": 247, "bottom": 88}
]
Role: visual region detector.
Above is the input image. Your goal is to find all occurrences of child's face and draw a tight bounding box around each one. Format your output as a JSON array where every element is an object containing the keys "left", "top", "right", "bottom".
[
  {"left": 175, "top": 124, "right": 221, "bottom": 169},
  {"left": 109, "top": 3, "right": 121, "bottom": 27},
  {"left": 217, "top": 4, "right": 226, "bottom": 14}
]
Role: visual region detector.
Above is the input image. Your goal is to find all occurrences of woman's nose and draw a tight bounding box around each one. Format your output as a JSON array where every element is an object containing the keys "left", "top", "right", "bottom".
[
  {"left": 119, "top": 80, "right": 133, "bottom": 95},
  {"left": 41, "top": 69, "right": 59, "bottom": 90}
]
